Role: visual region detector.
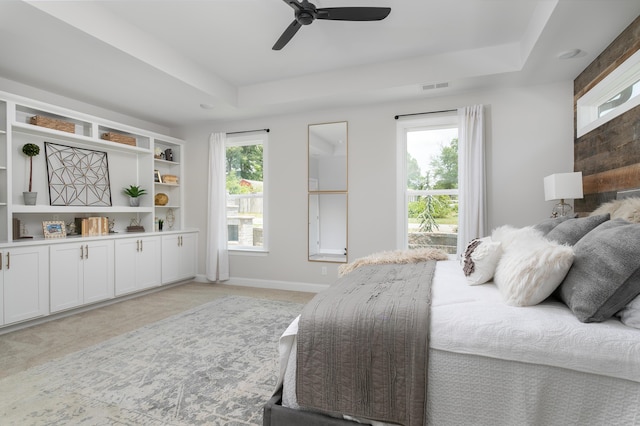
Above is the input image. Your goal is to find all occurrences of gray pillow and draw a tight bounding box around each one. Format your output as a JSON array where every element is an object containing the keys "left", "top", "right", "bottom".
[
  {"left": 558, "top": 218, "right": 640, "bottom": 322},
  {"left": 545, "top": 213, "right": 610, "bottom": 246},
  {"left": 532, "top": 214, "right": 577, "bottom": 235}
]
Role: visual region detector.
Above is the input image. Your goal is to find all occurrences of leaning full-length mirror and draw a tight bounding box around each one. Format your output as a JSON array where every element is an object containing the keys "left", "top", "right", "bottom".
[{"left": 308, "top": 121, "right": 348, "bottom": 262}]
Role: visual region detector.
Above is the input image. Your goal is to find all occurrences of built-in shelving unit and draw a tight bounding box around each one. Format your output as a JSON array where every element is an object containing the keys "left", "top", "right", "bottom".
[
  {"left": 0, "top": 91, "right": 186, "bottom": 241},
  {"left": 0, "top": 90, "right": 197, "bottom": 332}
]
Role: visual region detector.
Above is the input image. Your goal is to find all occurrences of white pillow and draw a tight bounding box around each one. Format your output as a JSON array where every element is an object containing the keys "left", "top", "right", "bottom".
[
  {"left": 491, "top": 225, "right": 543, "bottom": 250},
  {"left": 493, "top": 231, "right": 574, "bottom": 306},
  {"left": 461, "top": 237, "right": 502, "bottom": 285},
  {"left": 617, "top": 295, "right": 640, "bottom": 329}
]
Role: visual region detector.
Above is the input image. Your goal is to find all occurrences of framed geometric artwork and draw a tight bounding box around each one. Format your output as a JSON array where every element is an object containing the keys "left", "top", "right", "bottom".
[{"left": 44, "top": 142, "right": 112, "bottom": 206}]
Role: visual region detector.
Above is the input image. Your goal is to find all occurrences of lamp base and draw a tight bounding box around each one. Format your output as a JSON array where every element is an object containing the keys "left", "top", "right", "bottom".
[{"left": 551, "top": 199, "right": 573, "bottom": 218}]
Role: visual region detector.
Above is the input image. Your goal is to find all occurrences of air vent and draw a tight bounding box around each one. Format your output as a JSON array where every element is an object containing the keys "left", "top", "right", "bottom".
[{"left": 422, "top": 82, "right": 449, "bottom": 91}]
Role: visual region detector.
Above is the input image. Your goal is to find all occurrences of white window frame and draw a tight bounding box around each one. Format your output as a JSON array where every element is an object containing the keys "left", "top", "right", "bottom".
[
  {"left": 396, "top": 113, "right": 459, "bottom": 249},
  {"left": 577, "top": 49, "right": 640, "bottom": 138},
  {"left": 225, "top": 132, "right": 268, "bottom": 253}
]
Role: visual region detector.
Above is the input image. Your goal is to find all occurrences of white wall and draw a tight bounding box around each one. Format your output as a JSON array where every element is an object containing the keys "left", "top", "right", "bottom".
[{"left": 179, "top": 80, "right": 574, "bottom": 290}]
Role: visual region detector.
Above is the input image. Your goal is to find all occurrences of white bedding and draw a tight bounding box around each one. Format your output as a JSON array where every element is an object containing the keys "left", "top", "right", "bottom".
[
  {"left": 276, "top": 260, "right": 640, "bottom": 423},
  {"left": 431, "top": 260, "right": 640, "bottom": 383}
]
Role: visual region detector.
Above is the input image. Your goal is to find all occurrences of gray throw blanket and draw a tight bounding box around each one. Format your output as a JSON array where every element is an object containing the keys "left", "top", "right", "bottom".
[{"left": 296, "top": 261, "right": 437, "bottom": 426}]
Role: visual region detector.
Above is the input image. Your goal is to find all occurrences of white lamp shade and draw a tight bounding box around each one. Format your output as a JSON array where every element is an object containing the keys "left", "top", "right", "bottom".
[{"left": 544, "top": 172, "right": 584, "bottom": 201}]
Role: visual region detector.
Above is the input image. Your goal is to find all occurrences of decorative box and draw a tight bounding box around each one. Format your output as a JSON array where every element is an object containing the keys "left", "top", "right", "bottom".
[
  {"left": 101, "top": 132, "right": 136, "bottom": 146},
  {"left": 29, "top": 115, "right": 75, "bottom": 133},
  {"left": 162, "top": 175, "right": 178, "bottom": 184}
]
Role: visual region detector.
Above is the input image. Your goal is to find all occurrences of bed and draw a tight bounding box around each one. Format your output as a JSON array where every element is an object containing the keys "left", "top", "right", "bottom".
[{"left": 263, "top": 202, "right": 640, "bottom": 426}]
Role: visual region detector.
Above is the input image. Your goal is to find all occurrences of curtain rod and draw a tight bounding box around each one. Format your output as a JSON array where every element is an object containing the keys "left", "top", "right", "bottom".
[
  {"left": 394, "top": 109, "right": 457, "bottom": 120},
  {"left": 226, "top": 128, "right": 270, "bottom": 135}
]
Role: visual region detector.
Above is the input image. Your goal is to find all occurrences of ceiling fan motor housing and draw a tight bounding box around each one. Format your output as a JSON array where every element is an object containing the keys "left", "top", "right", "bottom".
[{"left": 296, "top": 10, "right": 315, "bottom": 25}]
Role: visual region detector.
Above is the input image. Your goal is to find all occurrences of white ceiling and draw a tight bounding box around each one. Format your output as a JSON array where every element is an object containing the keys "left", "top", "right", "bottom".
[{"left": 0, "top": 0, "right": 639, "bottom": 128}]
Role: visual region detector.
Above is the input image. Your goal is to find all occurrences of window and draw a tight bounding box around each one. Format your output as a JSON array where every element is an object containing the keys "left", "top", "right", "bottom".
[
  {"left": 577, "top": 49, "right": 640, "bottom": 137},
  {"left": 396, "top": 114, "right": 459, "bottom": 253},
  {"left": 225, "top": 132, "right": 268, "bottom": 251}
]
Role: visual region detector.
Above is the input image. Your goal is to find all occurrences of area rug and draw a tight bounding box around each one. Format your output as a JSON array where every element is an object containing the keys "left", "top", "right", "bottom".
[{"left": 0, "top": 296, "right": 303, "bottom": 425}]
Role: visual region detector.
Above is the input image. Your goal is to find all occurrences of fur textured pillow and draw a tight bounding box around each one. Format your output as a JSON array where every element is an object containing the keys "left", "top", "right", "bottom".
[
  {"left": 493, "top": 230, "right": 574, "bottom": 306},
  {"left": 337, "top": 247, "right": 448, "bottom": 276},
  {"left": 590, "top": 197, "right": 640, "bottom": 223},
  {"left": 491, "top": 225, "right": 543, "bottom": 250},
  {"left": 460, "top": 237, "right": 502, "bottom": 285}
]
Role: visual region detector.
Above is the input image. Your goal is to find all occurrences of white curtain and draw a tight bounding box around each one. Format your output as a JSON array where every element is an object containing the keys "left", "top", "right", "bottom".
[
  {"left": 457, "top": 105, "right": 486, "bottom": 257},
  {"left": 206, "top": 132, "right": 229, "bottom": 281}
]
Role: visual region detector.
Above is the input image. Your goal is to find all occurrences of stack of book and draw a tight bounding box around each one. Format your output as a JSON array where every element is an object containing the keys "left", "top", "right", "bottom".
[{"left": 75, "top": 217, "right": 109, "bottom": 236}]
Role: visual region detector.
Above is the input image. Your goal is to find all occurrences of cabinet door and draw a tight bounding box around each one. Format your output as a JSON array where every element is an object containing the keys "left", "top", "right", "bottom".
[
  {"left": 83, "top": 240, "right": 114, "bottom": 304},
  {"left": 50, "top": 243, "right": 84, "bottom": 313},
  {"left": 178, "top": 233, "right": 197, "bottom": 280},
  {"left": 137, "top": 236, "right": 161, "bottom": 290},
  {"left": 114, "top": 238, "right": 139, "bottom": 296},
  {"left": 161, "top": 234, "right": 181, "bottom": 284},
  {"left": 3, "top": 246, "right": 49, "bottom": 324}
]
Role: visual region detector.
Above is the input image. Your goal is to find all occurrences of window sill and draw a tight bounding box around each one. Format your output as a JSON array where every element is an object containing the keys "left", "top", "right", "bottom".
[{"left": 229, "top": 248, "right": 269, "bottom": 256}]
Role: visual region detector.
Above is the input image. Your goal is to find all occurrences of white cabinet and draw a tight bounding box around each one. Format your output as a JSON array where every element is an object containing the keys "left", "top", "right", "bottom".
[
  {"left": 50, "top": 240, "right": 114, "bottom": 313},
  {"left": 161, "top": 232, "right": 197, "bottom": 284},
  {"left": 115, "top": 235, "right": 161, "bottom": 296},
  {"left": 0, "top": 245, "right": 49, "bottom": 325}
]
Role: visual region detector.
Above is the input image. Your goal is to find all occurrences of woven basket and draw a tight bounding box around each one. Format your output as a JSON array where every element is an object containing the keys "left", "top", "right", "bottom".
[
  {"left": 30, "top": 116, "right": 75, "bottom": 133},
  {"left": 102, "top": 132, "right": 136, "bottom": 146}
]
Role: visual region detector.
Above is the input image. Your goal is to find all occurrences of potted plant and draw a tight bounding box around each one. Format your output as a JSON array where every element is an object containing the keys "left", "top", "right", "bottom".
[
  {"left": 123, "top": 185, "right": 147, "bottom": 207},
  {"left": 22, "top": 143, "right": 40, "bottom": 205}
]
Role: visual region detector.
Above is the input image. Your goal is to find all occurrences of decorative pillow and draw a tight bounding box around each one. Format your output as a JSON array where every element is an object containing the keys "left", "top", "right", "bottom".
[
  {"left": 558, "top": 219, "right": 640, "bottom": 322},
  {"left": 590, "top": 197, "right": 640, "bottom": 223},
  {"left": 617, "top": 295, "right": 640, "bottom": 329},
  {"left": 532, "top": 214, "right": 577, "bottom": 235},
  {"left": 544, "top": 213, "right": 610, "bottom": 246},
  {"left": 491, "top": 225, "right": 543, "bottom": 250},
  {"left": 461, "top": 237, "right": 502, "bottom": 285},
  {"left": 493, "top": 231, "right": 574, "bottom": 306}
]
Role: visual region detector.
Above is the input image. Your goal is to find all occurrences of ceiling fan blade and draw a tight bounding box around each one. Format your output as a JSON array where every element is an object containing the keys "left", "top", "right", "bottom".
[
  {"left": 272, "top": 20, "right": 302, "bottom": 50},
  {"left": 281, "top": 0, "right": 303, "bottom": 12},
  {"left": 316, "top": 7, "right": 391, "bottom": 21}
]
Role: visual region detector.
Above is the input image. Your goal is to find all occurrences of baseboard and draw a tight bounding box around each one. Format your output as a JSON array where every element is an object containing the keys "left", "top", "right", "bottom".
[{"left": 195, "top": 273, "right": 328, "bottom": 293}]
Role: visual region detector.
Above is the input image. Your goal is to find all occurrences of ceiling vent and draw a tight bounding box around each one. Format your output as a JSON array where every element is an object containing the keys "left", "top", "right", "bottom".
[{"left": 422, "top": 82, "right": 449, "bottom": 91}]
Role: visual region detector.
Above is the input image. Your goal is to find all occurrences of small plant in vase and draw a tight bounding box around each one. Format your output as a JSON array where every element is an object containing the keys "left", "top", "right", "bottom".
[
  {"left": 158, "top": 219, "right": 164, "bottom": 231},
  {"left": 123, "top": 185, "right": 147, "bottom": 207},
  {"left": 22, "top": 143, "right": 40, "bottom": 205}
]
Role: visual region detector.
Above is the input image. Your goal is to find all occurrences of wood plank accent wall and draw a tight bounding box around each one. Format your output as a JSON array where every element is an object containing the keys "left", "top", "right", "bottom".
[{"left": 574, "top": 15, "right": 640, "bottom": 214}]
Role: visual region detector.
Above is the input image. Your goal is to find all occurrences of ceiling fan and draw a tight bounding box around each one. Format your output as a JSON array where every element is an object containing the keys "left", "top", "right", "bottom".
[{"left": 272, "top": 0, "right": 391, "bottom": 50}]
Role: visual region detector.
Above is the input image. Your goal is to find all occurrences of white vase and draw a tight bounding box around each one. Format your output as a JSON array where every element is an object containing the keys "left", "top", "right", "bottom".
[
  {"left": 129, "top": 197, "right": 140, "bottom": 207},
  {"left": 23, "top": 191, "right": 37, "bottom": 205}
]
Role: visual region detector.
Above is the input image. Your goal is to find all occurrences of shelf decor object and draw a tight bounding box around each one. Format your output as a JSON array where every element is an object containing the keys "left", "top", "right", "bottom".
[
  {"left": 42, "top": 220, "right": 67, "bottom": 238},
  {"left": 101, "top": 132, "right": 136, "bottom": 147},
  {"left": 45, "top": 142, "right": 112, "bottom": 206},
  {"left": 123, "top": 185, "right": 147, "bottom": 207},
  {"left": 154, "top": 193, "right": 168, "bottom": 206},
  {"left": 22, "top": 142, "right": 40, "bottom": 205},
  {"left": 162, "top": 174, "right": 178, "bottom": 184},
  {"left": 29, "top": 115, "right": 75, "bottom": 133}
]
